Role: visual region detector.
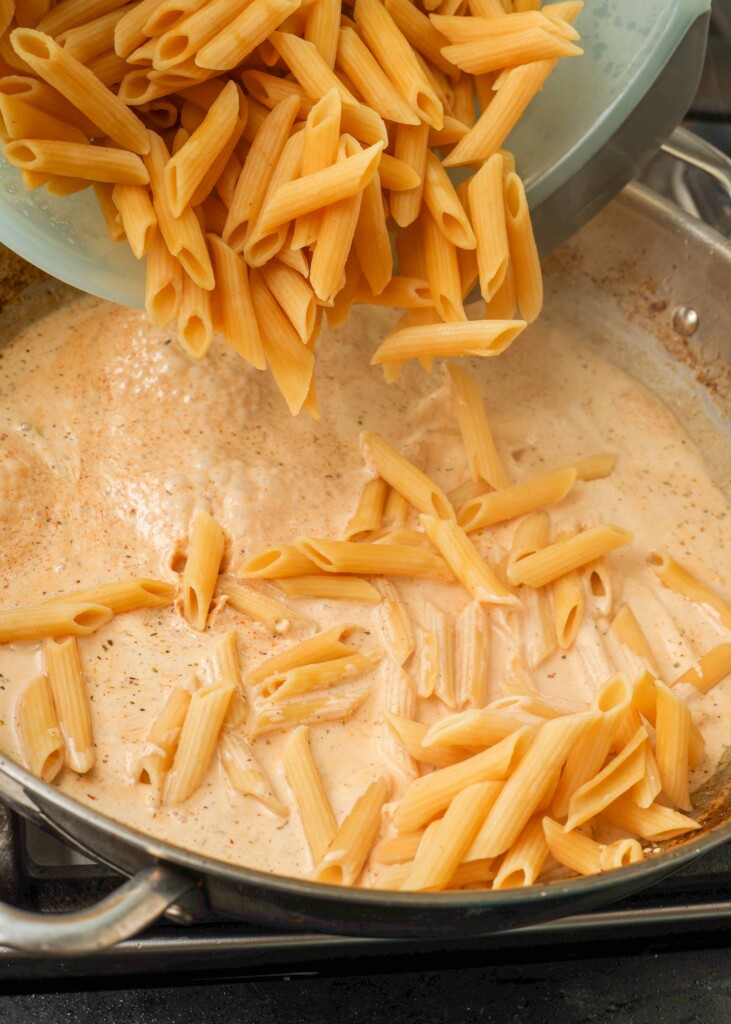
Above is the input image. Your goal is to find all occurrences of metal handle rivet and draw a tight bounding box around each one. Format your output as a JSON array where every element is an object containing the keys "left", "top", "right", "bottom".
[{"left": 673, "top": 306, "right": 699, "bottom": 337}]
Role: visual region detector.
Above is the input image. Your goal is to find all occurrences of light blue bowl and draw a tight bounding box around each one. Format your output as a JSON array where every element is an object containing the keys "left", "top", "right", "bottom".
[{"left": 0, "top": 0, "right": 711, "bottom": 309}]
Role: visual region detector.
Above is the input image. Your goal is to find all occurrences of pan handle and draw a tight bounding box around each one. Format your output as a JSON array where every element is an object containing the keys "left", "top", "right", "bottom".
[
  {"left": 661, "top": 125, "right": 731, "bottom": 198},
  {"left": 0, "top": 865, "right": 196, "bottom": 955}
]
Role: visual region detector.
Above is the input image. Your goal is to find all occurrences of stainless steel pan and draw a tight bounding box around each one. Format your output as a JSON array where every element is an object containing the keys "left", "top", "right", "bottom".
[{"left": 0, "top": 177, "right": 729, "bottom": 955}]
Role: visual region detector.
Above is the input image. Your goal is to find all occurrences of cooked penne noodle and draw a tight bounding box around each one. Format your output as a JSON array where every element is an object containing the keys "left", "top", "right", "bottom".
[
  {"left": 503, "top": 170, "right": 542, "bottom": 322},
  {"left": 507, "top": 524, "right": 633, "bottom": 588},
  {"left": 599, "top": 838, "right": 645, "bottom": 871},
  {"left": 360, "top": 432, "right": 454, "bottom": 521},
  {"left": 247, "top": 625, "right": 358, "bottom": 687},
  {"left": 389, "top": 121, "right": 428, "bottom": 227},
  {"left": 447, "top": 363, "right": 509, "bottom": 488},
  {"left": 653, "top": 679, "right": 692, "bottom": 811},
  {"left": 295, "top": 536, "right": 454, "bottom": 580},
  {"left": 220, "top": 731, "right": 287, "bottom": 816},
  {"left": 394, "top": 729, "right": 529, "bottom": 833},
  {"left": 344, "top": 475, "right": 391, "bottom": 540},
  {"left": 372, "top": 319, "right": 526, "bottom": 364},
  {"left": 314, "top": 776, "right": 390, "bottom": 885},
  {"left": 335, "top": 26, "right": 419, "bottom": 125},
  {"left": 135, "top": 685, "right": 192, "bottom": 793},
  {"left": 260, "top": 648, "right": 383, "bottom": 701},
  {"left": 94, "top": 180, "right": 127, "bottom": 241},
  {"left": 152, "top": 0, "right": 251, "bottom": 70},
  {"left": 0, "top": 601, "right": 113, "bottom": 644},
  {"left": 583, "top": 557, "right": 612, "bottom": 617},
  {"left": 455, "top": 600, "right": 490, "bottom": 707},
  {"left": 0, "top": 94, "right": 88, "bottom": 143},
  {"left": 223, "top": 93, "right": 300, "bottom": 251},
  {"left": 249, "top": 270, "right": 315, "bottom": 416},
  {"left": 10, "top": 29, "right": 148, "bottom": 155},
  {"left": 674, "top": 643, "right": 731, "bottom": 694},
  {"left": 0, "top": 75, "right": 99, "bottom": 136},
  {"left": 19, "top": 675, "right": 64, "bottom": 784},
  {"left": 164, "top": 79, "right": 243, "bottom": 216},
  {"left": 290, "top": 87, "right": 340, "bottom": 250},
  {"left": 467, "top": 711, "right": 597, "bottom": 859},
  {"left": 270, "top": 30, "right": 358, "bottom": 107},
  {"left": 243, "top": 544, "right": 324, "bottom": 579},
  {"left": 44, "top": 637, "right": 95, "bottom": 774},
  {"left": 374, "top": 578, "right": 415, "bottom": 665},
  {"left": 442, "top": 26, "right": 581, "bottom": 76},
  {"left": 459, "top": 468, "right": 575, "bottom": 534},
  {"left": 355, "top": 276, "right": 432, "bottom": 309},
  {"left": 277, "top": 575, "right": 381, "bottom": 603},
  {"left": 600, "top": 793, "right": 700, "bottom": 841},
  {"left": 178, "top": 270, "right": 213, "bottom": 358},
  {"left": 542, "top": 816, "right": 601, "bottom": 876},
  {"left": 423, "top": 151, "right": 475, "bottom": 251},
  {"left": 423, "top": 703, "right": 532, "bottom": 750},
  {"left": 610, "top": 603, "right": 660, "bottom": 677},
  {"left": 304, "top": 0, "right": 339, "bottom": 68},
  {"left": 492, "top": 815, "right": 550, "bottom": 889},
  {"left": 353, "top": 169, "right": 392, "bottom": 296},
  {"left": 564, "top": 726, "right": 648, "bottom": 832},
  {"left": 245, "top": 130, "right": 305, "bottom": 266},
  {"left": 145, "top": 230, "right": 182, "bottom": 327},
  {"left": 421, "top": 206, "right": 465, "bottom": 322},
  {"left": 182, "top": 509, "right": 225, "bottom": 630},
  {"left": 247, "top": 679, "right": 370, "bottom": 737},
  {"left": 372, "top": 831, "right": 424, "bottom": 865},
  {"left": 649, "top": 550, "right": 731, "bottom": 629},
  {"left": 218, "top": 577, "right": 302, "bottom": 634},
  {"left": 385, "top": 712, "right": 472, "bottom": 767},
  {"left": 44, "top": 578, "right": 174, "bottom": 616},
  {"left": 421, "top": 514, "right": 520, "bottom": 607},
  {"left": 551, "top": 530, "right": 583, "bottom": 650},
  {"left": 195, "top": 0, "right": 301, "bottom": 71},
  {"left": 207, "top": 233, "right": 265, "bottom": 368},
  {"left": 631, "top": 670, "right": 704, "bottom": 769},
  {"left": 379, "top": 661, "right": 419, "bottom": 778},
  {"left": 415, "top": 622, "right": 438, "bottom": 699},
  {"left": 354, "top": 0, "right": 443, "bottom": 129},
  {"left": 444, "top": 59, "right": 554, "bottom": 167},
  {"left": 4, "top": 138, "right": 148, "bottom": 184},
  {"left": 402, "top": 781, "right": 498, "bottom": 891},
  {"left": 551, "top": 675, "right": 632, "bottom": 819},
  {"left": 283, "top": 726, "right": 336, "bottom": 859},
  {"left": 256, "top": 136, "right": 383, "bottom": 235},
  {"left": 164, "top": 681, "right": 234, "bottom": 804},
  {"left": 111, "top": 183, "right": 157, "bottom": 259},
  {"left": 144, "top": 130, "right": 214, "bottom": 289},
  {"left": 467, "top": 152, "right": 510, "bottom": 302},
  {"left": 421, "top": 600, "right": 457, "bottom": 708},
  {"left": 212, "top": 630, "right": 248, "bottom": 730}
]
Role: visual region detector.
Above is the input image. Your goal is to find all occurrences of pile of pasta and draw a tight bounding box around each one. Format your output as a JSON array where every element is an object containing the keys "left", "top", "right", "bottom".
[
  {"left": 9, "top": 361, "right": 731, "bottom": 889},
  {"left": 0, "top": 0, "right": 582, "bottom": 414}
]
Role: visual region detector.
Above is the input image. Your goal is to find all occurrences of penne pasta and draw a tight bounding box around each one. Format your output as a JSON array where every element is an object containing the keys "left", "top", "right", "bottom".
[
  {"left": 447, "top": 363, "right": 509, "bottom": 489},
  {"left": 260, "top": 648, "right": 383, "bottom": 701},
  {"left": 195, "top": 0, "right": 302, "bottom": 71},
  {"left": 314, "top": 776, "right": 390, "bottom": 885},
  {"left": 247, "top": 675, "right": 370, "bottom": 741},
  {"left": 295, "top": 536, "right": 454, "bottom": 580},
  {"left": 492, "top": 815, "right": 550, "bottom": 888},
  {"left": 542, "top": 816, "right": 601, "bottom": 876},
  {"left": 249, "top": 270, "right": 315, "bottom": 416},
  {"left": 361, "top": 431, "right": 454, "bottom": 521},
  {"left": 551, "top": 530, "right": 583, "bottom": 650},
  {"left": 181, "top": 509, "right": 225, "bottom": 630},
  {"left": 218, "top": 577, "right": 303, "bottom": 634},
  {"left": 455, "top": 600, "right": 490, "bottom": 707},
  {"left": 402, "top": 781, "right": 498, "bottom": 891},
  {"left": 507, "top": 524, "right": 633, "bottom": 588},
  {"left": 242, "top": 543, "right": 324, "bottom": 579},
  {"left": 277, "top": 575, "right": 381, "bottom": 603},
  {"left": 600, "top": 793, "right": 700, "bottom": 842},
  {"left": 371, "top": 319, "right": 526, "bottom": 364},
  {"left": 19, "top": 675, "right": 65, "bottom": 784},
  {"left": 220, "top": 731, "right": 287, "bottom": 816},
  {"left": 459, "top": 468, "right": 576, "bottom": 533},
  {"left": 466, "top": 711, "right": 597, "bottom": 859},
  {"left": 421, "top": 514, "right": 520, "bottom": 607},
  {"left": 0, "top": 601, "right": 113, "bottom": 643},
  {"left": 283, "top": 725, "right": 337, "bottom": 859},
  {"left": 335, "top": 26, "right": 419, "bottom": 126},
  {"left": 653, "top": 679, "right": 692, "bottom": 811},
  {"left": 145, "top": 230, "right": 182, "bottom": 327},
  {"left": 164, "top": 681, "right": 234, "bottom": 804},
  {"left": 649, "top": 550, "right": 731, "bottom": 630},
  {"left": 564, "top": 726, "right": 649, "bottom": 833},
  {"left": 385, "top": 712, "right": 472, "bottom": 767},
  {"left": 374, "top": 578, "right": 415, "bottom": 665},
  {"left": 135, "top": 684, "right": 192, "bottom": 794},
  {"left": 44, "top": 578, "right": 174, "bottom": 616},
  {"left": 379, "top": 661, "right": 419, "bottom": 779},
  {"left": 44, "top": 637, "right": 95, "bottom": 774},
  {"left": 207, "top": 233, "right": 265, "bottom": 368},
  {"left": 394, "top": 728, "right": 529, "bottom": 833},
  {"left": 674, "top": 643, "right": 731, "bottom": 694}
]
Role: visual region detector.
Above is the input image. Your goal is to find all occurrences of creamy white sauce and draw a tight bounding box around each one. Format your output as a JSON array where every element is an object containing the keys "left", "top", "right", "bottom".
[{"left": 0, "top": 294, "right": 728, "bottom": 882}]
